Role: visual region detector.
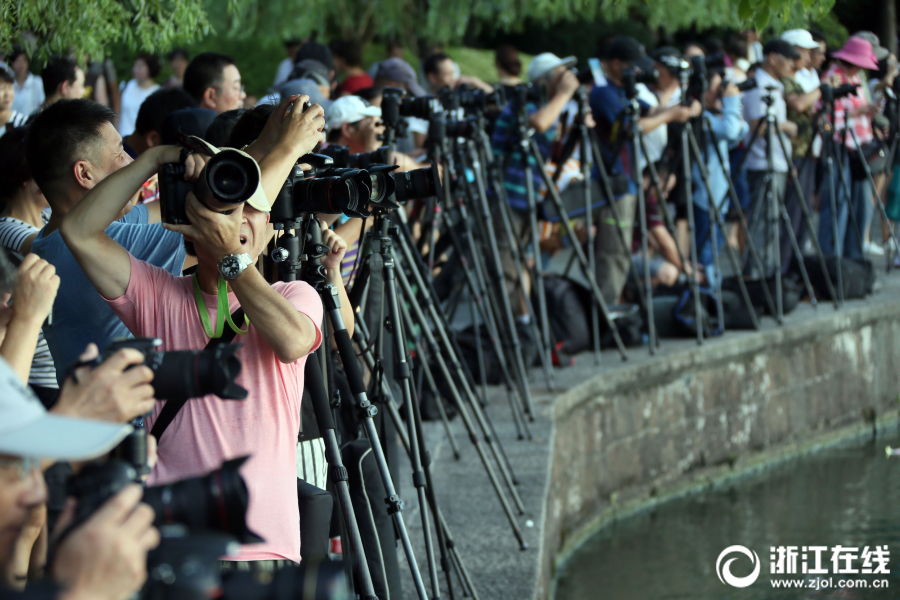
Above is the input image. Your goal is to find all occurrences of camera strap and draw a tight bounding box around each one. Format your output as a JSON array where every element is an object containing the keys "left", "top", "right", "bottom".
[{"left": 151, "top": 278, "right": 248, "bottom": 442}]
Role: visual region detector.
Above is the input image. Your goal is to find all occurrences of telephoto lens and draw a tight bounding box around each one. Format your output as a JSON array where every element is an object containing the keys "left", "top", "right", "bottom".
[
  {"left": 159, "top": 149, "right": 262, "bottom": 226},
  {"left": 99, "top": 338, "right": 248, "bottom": 403},
  {"left": 392, "top": 163, "right": 444, "bottom": 203},
  {"left": 143, "top": 456, "right": 263, "bottom": 544}
]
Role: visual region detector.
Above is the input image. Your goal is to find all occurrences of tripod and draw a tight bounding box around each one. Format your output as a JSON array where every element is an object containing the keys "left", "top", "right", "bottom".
[
  {"left": 274, "top": 208, "right": 431, "bottom": 600},
  {"left": 737, "top": 87, "right": 822, "bottom": 320},
  {"left": 266, "top": 208, "right": 378, "bottom": 600}
]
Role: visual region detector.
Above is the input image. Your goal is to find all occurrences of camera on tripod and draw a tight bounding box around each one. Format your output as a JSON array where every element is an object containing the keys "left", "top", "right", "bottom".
[
  {"left": 80, "top": 337, "right": 247, "bottom": 403},
  {"left": 159, "top": 135, "right": 267, "bottom": 226},
  {"left": 510, "top": 82, "right": 546, "bottom": 107},
  {"left": 381, "top": 87, "right": 441, "bottom": 126},
  {"left": 820, "top": 82, "right": 860, "bottom": 103},
  {"left": 452, "top": 84, "right": 506, "bottom": 114},
  {"left": 723, "top": 78, "right": 759, "bottom": 93},
  {"left": 272, "top": 154, "right": 394, "bottom": 221}
]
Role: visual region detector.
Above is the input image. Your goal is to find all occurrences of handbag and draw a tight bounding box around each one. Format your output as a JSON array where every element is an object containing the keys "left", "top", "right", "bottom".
[{"left": 849, "top": 141, "right": 887, "bottom": 180}]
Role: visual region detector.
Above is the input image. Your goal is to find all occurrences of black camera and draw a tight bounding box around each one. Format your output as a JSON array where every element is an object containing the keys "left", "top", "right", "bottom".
[
  {"left": 393, "top": 163, "right": 444, "bottom": 203},
  {"left": 65, "top": 456, "right": 262, "bottom": 544},
  {"left": 445, "top": 115, "right": 481, "bottom": 139},
  {"left": 455, "top": 84, "right": 506, "bottom": 114},
  {"left": 510, "top": 83, "right": 545, "bottom": 108},
  {"left": 621, "top": 68, "right": 657, "bottom": 100},
  {"left": 820, "top": 82, "right": 859, "bottom": 103},
  {"left": 91, "top": 338, "right": 247, "bottom": 403},
  {"left": 272, "top": 154, "right": 400, "bottom": 221},
  {"left": 319, "top": 144, "right": 391, "bottom": 170},
  {"left": 381, "top": 88, "right": 439, "bottom": 127},
  {"left": 144, "top": 527, "right": 349, "bottom": 600},
  {"left": 159, "top": 141, "right": 264, "bottom": 226},
  {"left": 733, "top": 78, "right": 758, "bottom": 93}
]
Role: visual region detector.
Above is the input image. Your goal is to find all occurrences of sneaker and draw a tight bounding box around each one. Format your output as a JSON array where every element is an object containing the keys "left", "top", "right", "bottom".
[{"left": 864, "top": 241, "right": 885, "bottom": 256}]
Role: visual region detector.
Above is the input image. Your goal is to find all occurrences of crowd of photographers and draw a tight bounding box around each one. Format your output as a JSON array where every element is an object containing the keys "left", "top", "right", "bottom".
[{"left": 0, "top": 26, "right": 898, "bottom": 600}]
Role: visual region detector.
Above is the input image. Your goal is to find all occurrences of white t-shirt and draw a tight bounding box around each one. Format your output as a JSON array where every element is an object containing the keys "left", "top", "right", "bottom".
[
  {"left": 118, "top": 80, "right": 160, "bottom": 136},
  {"left": 795, "top": 68, "right": 821, "bottom": 94},
  {"left": 12, "top": 73, "right": 44, "bottom": 116}
]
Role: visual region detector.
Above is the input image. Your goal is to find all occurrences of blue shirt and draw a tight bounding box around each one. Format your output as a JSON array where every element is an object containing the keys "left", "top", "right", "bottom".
[
  {"left": 33, "top": 205, "right": 187, "bottom": 382},
  {"left": 589, "top": 82, "right": 650, "bottom": 197},
  {"left": 490, "top": 103, "right": 556, "bottom": 211},
  {"left": 692, "top": 95, "right": 750, "bottom": 211}
]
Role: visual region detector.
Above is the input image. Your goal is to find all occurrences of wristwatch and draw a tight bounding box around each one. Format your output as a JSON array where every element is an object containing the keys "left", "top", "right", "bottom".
[{"left": 218, "top": 253, "right": 254, "bottom": 280}]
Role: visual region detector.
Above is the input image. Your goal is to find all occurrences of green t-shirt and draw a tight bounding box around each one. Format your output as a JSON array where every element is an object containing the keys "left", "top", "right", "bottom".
[{"left": 781, "top": 76, "right": 813, "bottom": 158}]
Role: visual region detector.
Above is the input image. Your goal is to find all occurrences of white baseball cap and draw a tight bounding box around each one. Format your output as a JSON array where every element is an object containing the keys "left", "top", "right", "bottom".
[
  {"left": 325, "top": 96, "right": 382, "bottom": 132},
  {"left": 781, "top": 29, "right": 820, "bottom": 50},
  {"left": 527, "top": 52, "right": 577, "bottom": 84},
  {"left": 0, "top": 357, "right": 133, "bottom": 460}
]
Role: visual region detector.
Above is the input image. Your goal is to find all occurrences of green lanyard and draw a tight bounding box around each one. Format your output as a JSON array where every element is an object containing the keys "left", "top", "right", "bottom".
[{"left": 192, "top": 273, "right": 250, "bottom": 338}]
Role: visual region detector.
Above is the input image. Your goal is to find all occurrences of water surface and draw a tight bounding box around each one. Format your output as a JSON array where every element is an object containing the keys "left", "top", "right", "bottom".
[{"left": 555, "top": 434, "right": 900, "bottom": 599}]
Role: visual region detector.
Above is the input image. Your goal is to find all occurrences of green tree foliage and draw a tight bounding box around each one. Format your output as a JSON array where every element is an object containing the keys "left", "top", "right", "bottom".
[
  {"left": 0, "top": 0, "right": 229, "bottom": 60},
  {"left": 1, "top": 0, "right": 839, "bottom": 63}
]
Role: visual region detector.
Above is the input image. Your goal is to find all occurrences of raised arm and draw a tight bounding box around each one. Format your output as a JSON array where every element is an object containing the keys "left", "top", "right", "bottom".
[
  {"left": 60, "top": 148, "right": 208, "bottom": 300},
  {"left": 165, "top": 195, "right": 319, "bottom": 364}
]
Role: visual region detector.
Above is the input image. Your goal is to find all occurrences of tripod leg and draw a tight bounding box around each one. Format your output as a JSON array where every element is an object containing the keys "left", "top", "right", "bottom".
[
  {"left": 324, "top": 283, "right": 430, "bottom": 600},
  {"left": 579, "top": 127, "right": 602, "bottom": 363},
  {"left": 848, "top": 127, "right": 900, "bottom": 261},
  {"left": 681, "top": 125, "right": 706, "bottom": 343},
  {"left": 444, "top": 209, "right": 533, "bottom": 437},
  {"left": 532, "top": 138, "right": 630, "bottom": 359},
  {"left": 772, "top": 122, "right": 839, "bottom": 308},
  {"left": 396, "top": 213, "right": 532, "bottom": 439},
  {"left": 383, "top": 259, "right": 442, "bottom": 600},
  {"left": 357, "top": 281, "right": 528, "bottom": 547},
  {"left": 304, "top": 351, "right": 379, "bottom": 600},
  {"left": 631, "top": 129, "right": 656, "bottom": 353},
  {"left": 518, "top": 140, "right": 556, "bottom": 391},
  {"left": 395, "top": 265, "right": 527, "bottom": 511},
  {"left": 685, "top": 129, "right": 761, "bottom": 330},
  {"left": 468, "top": 168, "right": 539, "bottom": 418}
]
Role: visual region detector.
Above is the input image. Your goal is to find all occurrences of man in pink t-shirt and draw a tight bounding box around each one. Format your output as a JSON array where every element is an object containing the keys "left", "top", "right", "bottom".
[{"left": 60, "top": 98, "right": 335, "bottom": 564}]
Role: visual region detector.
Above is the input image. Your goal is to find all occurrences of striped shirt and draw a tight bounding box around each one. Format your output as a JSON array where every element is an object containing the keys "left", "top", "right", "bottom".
[
  {"left": 0, "top": 214, "right": 58, "bottom": 388},
  {"left": 490, "top": 102, "right": 556, "bottom": 211}
]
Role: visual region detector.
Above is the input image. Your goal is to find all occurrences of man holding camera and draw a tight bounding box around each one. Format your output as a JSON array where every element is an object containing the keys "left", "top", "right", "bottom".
[
  {"left": 590, "top": 36, "right": 698, "bottom": 303},
  {"left": 490, "top": 52, "right": 580, "bottom": 315},
  {"left": 741, "top": 39, "right": 799, "bottom": 278},
  {"left": 60, "top": 97, "right": 327, "bottom": 565},
  {"left": 0, "top": 358, "right": 158, "bottom": 600}
]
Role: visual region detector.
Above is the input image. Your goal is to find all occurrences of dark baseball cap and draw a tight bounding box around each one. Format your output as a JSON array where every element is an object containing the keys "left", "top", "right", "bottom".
[
  {"left": 296, "top": 42, "right": 334, "bottom": 73},
  {"left": 608, "top": 36, "right": 656, "bottom": 74},
  {"left": 762, "top": 39, "right": 801, "bottom": 60},
  {"left": 375, "top": 58, "right": 427, "bottom": 97},
  {"left": 650, "top": 46, "right": 687, "bottom": 72},
  {"left": 161, "top": 108, "right": 218, "bottom": 145}
]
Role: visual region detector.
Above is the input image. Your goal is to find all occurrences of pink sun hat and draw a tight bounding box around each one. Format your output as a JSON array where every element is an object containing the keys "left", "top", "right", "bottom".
[{"left": 832, "top": 37, "right": 879, "bottom": 70}]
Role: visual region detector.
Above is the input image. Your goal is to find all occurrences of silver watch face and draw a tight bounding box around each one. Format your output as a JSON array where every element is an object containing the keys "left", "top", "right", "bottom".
[
  {"left": 221, "top": 257, "right": 241, "bottom": 278},
  {"left": 220, "top": 254, "right": 250, "bottom": 279}
]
